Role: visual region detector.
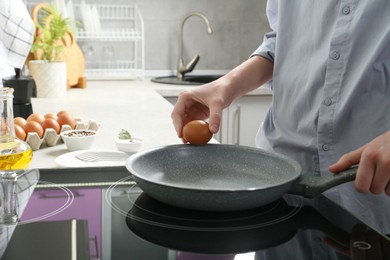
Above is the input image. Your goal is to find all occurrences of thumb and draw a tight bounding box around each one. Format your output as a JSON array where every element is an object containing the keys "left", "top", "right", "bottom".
[
  {"left": 328, "top": 147, "right": 364, "bottom": 173},
  {"left": 208, "top": 105, "right": 223, "bottom": 134}
]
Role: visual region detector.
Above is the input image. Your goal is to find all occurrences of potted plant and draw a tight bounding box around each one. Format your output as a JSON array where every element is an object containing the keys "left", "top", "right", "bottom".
[{"left": 28, "top": 3, "right": 80, "bottom": 98}]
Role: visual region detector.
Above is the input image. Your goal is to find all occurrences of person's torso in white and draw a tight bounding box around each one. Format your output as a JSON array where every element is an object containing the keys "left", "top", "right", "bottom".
[{"left": 253, "top": 0, "right": 390, "bottom": 233}]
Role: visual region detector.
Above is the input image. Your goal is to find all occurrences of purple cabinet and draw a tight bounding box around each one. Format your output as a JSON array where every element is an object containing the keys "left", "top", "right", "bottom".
[{"left": 20, "top": 187, "right": 102, "bottom": 258}]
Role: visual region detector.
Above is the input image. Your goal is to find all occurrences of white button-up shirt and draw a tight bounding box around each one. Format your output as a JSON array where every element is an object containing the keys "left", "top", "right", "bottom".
[{"left": 253, "top": 0, "right": 390, "bottom": 233}]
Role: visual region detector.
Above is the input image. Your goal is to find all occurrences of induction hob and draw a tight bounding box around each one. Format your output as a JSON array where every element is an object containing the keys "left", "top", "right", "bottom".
[
  {"left": 108, "top": 178, "right": 390, "bottom": 260},
  {"left": 124, "top": 191, "right": 390, "bottom": 260},
  {"left": 2, "top": 176, "right": 390, "bottom": 260}
]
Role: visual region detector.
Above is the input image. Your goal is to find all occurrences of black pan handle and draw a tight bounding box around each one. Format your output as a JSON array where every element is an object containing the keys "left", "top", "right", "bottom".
[{"left": 288, "top": 166, "right": 357, "bottom": 198}]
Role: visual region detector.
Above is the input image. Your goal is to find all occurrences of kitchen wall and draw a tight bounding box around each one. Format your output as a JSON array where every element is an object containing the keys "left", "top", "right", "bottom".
[
  {"left": 133, "top": 0, "right": 270, "bottom": 73},
  {"left": 78, "top": 0, "right": 270, "bottom": 73},
  {"left": 27, "top": 0, "right": 270, "bottom": 75}
]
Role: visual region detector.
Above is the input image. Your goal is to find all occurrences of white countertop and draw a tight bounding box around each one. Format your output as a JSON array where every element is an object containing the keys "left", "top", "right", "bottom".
[
  {"left": 30, "top": 80, "right": 179, "bottom": 169},
  {"left": 29, "top": 79, "right": 271, "bottom": 169}
]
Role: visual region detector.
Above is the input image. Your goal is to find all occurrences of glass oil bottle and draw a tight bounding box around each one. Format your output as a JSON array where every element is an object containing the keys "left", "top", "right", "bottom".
[{"left": 0, "top": 87, "right": 33, "bottom": 224}]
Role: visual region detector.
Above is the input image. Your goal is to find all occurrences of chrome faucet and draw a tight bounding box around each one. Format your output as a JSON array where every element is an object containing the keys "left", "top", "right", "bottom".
[{"left": 177, "top": 12, "right": 213, "bottom": 80}]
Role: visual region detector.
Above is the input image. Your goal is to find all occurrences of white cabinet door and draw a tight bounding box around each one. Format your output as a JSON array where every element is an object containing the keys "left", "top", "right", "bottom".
[{"left": 224, "top": 95, "right": 272, "bottom": 147}]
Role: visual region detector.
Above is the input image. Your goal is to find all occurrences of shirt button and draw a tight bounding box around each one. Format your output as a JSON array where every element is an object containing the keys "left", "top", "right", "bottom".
[
  {"left": 330, "top": 51, "right": 340, "bottom": 60},
  {"left": 324, "top": 98, "right": 332, "bottom": 106},
  {"left": 322, "top": 144, "right": 329, "bottom": 151},
  {"left": 342, "top": 6, "right": 351, "bottom": 15}
]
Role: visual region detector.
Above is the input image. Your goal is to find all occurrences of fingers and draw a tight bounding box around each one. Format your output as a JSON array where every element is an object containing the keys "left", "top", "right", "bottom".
[
  {"left": 357, "top": 139, "right": 390, "bottom": 195},
  {"left": 171, "top": 94, "right": 187, "bottom": 138},
  {"left": 327, "top": 145, "right": 379, "bottom": 193},
  {"left": 171, "top": 109, "right": 186, "bottom": 139},
  {"left": 386, "top": 180, "right": 390, "bottom": 196},
  {"left": 369, "top": 161, "right": 390, "bottom": 195},
  {"left": 171, "top": 89, "right": 207, "bottom": 136},
  {"left": 208, "top": 112, "right": 222, "bottom": 133},
  {"left": 208, "top": 98, "right": 224, "bottom": 133},
  {"left": 328, "top": 147, "right": 363, "bottom": 173},
  {"left": 329, "top": 133, "right": 390, "bottom": 196},
  {"left": 354, "top": 150, "right": 376, "bottom": 193},
  {"left": 171, "top": 85, "right": 226, "bottom": 138},
  {"left": 358, "top": 147, "right": 390, "bottom": 195}
]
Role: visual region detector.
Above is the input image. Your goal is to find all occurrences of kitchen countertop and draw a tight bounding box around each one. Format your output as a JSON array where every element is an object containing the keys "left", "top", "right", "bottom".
[
  {"left": 29, "top": 79, "right": 271, "bottom": 170},
  {"left": 30, "top": 80, "right": 177, "bottom": 169}
]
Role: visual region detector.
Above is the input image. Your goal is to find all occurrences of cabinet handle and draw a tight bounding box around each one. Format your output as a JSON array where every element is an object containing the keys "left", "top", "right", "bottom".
[
  {"left": 39, "top": 191, "right": 84, "bottom": 199},
  {"left": 234, "top": 104, "right": 241, "bottom": 145},
  {"left": 89, "top": 235, "right": 100, "bottom": 260}
]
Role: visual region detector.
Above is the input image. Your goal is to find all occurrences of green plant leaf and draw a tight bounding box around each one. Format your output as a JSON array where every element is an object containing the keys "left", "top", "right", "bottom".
[{"left": 31, "top": 3, "right": 76, "bottom": 62}]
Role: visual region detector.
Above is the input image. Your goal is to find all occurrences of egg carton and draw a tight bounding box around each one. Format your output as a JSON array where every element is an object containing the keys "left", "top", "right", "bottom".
[{"left": 26, "top": 118, "right": 100, "bottom": 151}]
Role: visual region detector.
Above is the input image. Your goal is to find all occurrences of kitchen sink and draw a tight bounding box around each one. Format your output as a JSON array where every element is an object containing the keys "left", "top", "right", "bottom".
[{"left": 151, "top": 75, "right": 223, "bottom": 86}]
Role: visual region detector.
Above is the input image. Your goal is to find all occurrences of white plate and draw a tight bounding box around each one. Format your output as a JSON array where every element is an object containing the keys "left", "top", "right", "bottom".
[{"left": 55, "top": 150, "right": 128, "bottom": 168}]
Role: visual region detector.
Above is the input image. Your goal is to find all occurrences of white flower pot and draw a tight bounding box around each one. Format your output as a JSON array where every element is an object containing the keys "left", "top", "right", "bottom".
[{"left": 29, "top": 60, "right": 67, "bottom": 98}]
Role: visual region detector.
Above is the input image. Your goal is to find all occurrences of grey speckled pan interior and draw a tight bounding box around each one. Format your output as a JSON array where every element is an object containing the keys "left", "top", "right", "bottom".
[{"left": 126, "top": 144, "right": 357, "bottom": 211}]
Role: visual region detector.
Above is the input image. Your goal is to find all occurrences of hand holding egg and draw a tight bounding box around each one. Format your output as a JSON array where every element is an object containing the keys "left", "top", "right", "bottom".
[{"left": 182, "top": 120, "right": 213, "bottom": 145}]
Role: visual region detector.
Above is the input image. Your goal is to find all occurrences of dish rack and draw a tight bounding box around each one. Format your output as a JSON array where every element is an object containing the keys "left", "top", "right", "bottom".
[
  {"left": 26, "top": 1, "right": 145, "bottom": 80},
  {"left": 75, "top": 3, "right": 145, "bottom": 80}
]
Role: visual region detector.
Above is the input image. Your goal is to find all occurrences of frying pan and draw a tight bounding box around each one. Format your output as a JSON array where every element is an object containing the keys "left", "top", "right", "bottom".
[{"left": 125, "top": 144, "right": 357, "bottom": 211}]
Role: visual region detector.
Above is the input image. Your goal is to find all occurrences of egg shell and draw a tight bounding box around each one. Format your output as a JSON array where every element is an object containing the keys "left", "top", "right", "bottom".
[
  {"left": 57, "top": 113, "right": 77, "bottom": 129},
  {"left": 44, "top": 113, "right": 58, "bottom": 120},
  {"left": 15, "top": 124, "right": 27, "bottom": 141},
  {"left": 183, "top": 120, "right": 213, "bottom": 145},
  {"left": 57, "top": 110, "right": 71, "bottom": 118},
  {"left": 27, "top": 113, "right": 45, "bottom": 124},
  {"left": 41, "top": 118, "right": 61, "bottom": 134},
  {"left": 14, "top": 117, "right": 27, "bottom": 127},
  {"left": 23, "top": 121, "right": 44, "bottom": 138}
]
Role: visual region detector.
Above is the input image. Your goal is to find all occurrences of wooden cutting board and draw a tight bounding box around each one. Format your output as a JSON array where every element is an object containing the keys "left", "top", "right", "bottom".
[{"left": 29, "top": 3, "right": 87, "bottom": 89}]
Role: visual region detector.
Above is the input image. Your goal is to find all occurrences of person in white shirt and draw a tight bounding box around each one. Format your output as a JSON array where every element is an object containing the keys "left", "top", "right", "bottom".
[
  {"left": 171, "top": 0, "right": 390, "bottom": 240},
  {"left": 0, "top": 0, "right": 35, "bottom": 85}
]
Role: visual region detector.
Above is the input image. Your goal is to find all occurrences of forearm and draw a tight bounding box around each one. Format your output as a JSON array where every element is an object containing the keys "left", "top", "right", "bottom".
[{"left": 219, "top": 55, "right": 274, "bottom": 103}]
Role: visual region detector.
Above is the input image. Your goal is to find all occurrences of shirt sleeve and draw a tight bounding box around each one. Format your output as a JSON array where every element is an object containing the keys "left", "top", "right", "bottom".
[
  {"left": 251, "top": 31, "right": 276, "bottom": 63},
  {"left": 250, "top": 0, "right": 277, "bottom": 89},
  {"left": 251, "top": 0, "right": 278, "bottom": 62}
]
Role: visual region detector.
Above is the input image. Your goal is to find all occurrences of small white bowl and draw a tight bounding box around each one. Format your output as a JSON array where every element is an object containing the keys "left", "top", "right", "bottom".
[
  {"left": 61, "top": 129, "right": 97, "bottom": 151},
  {"left": 115, "top": 138, "right": 143, "bottom": 153}
]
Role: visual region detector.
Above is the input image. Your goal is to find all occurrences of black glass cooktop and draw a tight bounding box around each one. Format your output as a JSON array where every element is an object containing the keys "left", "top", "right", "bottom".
[
  {"left": 125, "top": 192, "right": 390, "bottom": 260},
  {"left": 2, "top": 173, "right": 390, "bottom": 260}
]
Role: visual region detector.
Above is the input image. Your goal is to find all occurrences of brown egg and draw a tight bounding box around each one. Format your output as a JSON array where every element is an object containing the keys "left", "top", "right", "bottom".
[
  {"left": 44, "top": 113, "right": 58, "bottom": 120},
  {"left": 56, "top": 110, "right": 71, "bottom": 118},
  {"left": 23, "top": 121, "right": 44, "bottom": 138},
  {"left": 27, "top": 113, "right": 45, "bottom": 124},
  {"left": 15, "top": 124, "right": 27, "bottom": 141},
  {"left": 41, "top": 118, "right": 61, "bottom": 134},
  {"left": 182, "top": 120, "right": 213, "bottom": 145},
  {"left": 57, "top": 113, "right": 77, "bottom": 129},
  {"left": 14, "top": 117, "right": 27, "bottom": 128}
]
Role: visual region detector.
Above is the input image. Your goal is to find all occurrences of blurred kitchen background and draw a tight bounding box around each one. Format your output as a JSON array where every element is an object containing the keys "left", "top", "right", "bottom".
[{"left": 25, "top": 0, "right": 270, "bottom": 79}]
